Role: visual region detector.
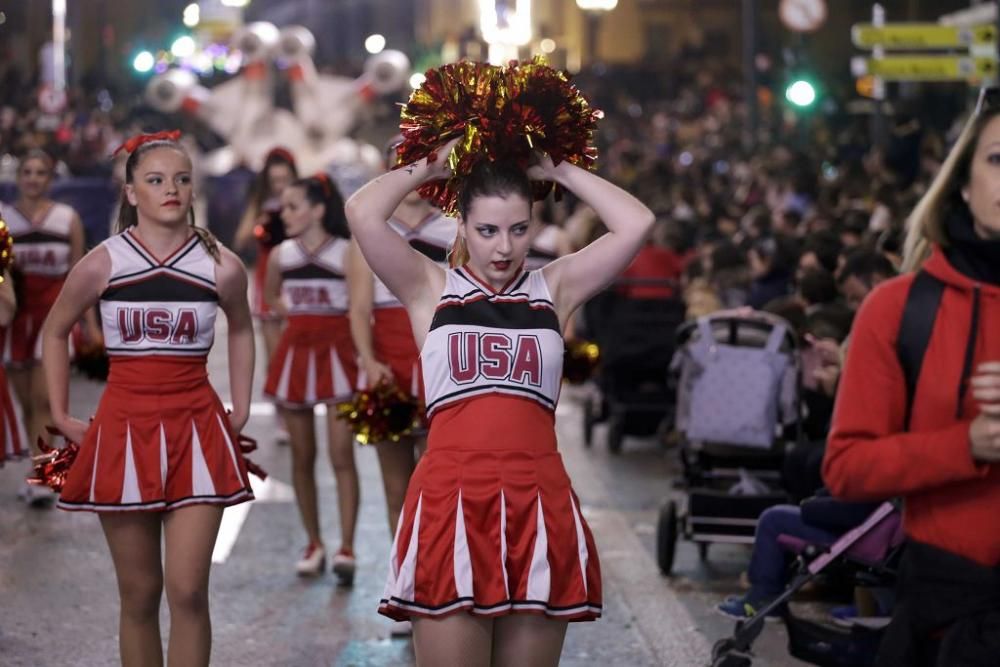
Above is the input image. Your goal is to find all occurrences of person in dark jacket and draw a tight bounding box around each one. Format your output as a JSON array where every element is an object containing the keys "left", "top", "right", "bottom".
[{"left": 824, "top": 93, "right": 1000, "bottom": 667}]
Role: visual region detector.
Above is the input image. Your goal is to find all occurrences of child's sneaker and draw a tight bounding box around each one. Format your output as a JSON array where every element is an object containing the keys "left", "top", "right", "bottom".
[{"left": 716, "top": 594, "right": 785, "bottom": 621}]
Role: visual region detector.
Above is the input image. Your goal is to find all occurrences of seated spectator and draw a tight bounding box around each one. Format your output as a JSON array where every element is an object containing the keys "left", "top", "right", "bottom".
[
  {"left": 618, "top": 218, "right": 685, "bottom": 299},
  {"left": 797, "top": 229, "right": 843, "bottom": 280},
  {"left": 797, "top": 267, "right": 839, "bottom": 313},
  {"left": 717, "top": 496, "right": 880, "bottom": 620},
  {"left": 747, "top": 235, "right": 797, "bottom": 309},
  {"left": 836, "top": 249, "right": 896, "bottom": 311}
]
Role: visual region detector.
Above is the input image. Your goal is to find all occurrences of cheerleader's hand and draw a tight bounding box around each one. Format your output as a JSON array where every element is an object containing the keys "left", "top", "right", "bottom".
[
  {"left": 420, "top": 135, "right": 462, "bottom": 182},
  {"left": 526, "top": 151, "right": 560, "bottom": 182},
  {"left": 363, "top": 358, "right": 394, "bottom": 388},
  {"left": 53, "top": 416, "right": 89, "bottom": 445},
  {"left": 228, "top": 410, "right": 249, "bottom": 435}
]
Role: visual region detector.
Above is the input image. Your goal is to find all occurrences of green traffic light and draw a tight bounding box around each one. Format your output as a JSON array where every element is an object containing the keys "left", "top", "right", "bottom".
[
  {"left": 133, "top": 51, "right": 155, "bottom": 73},
  {"left": 786, "top": 80, "right": 817, "bottom": 107}
]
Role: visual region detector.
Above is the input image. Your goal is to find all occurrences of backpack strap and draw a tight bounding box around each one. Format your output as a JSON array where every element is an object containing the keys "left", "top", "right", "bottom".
[{"left": 896, "top": 270, "right": 945, "bottom": 430}]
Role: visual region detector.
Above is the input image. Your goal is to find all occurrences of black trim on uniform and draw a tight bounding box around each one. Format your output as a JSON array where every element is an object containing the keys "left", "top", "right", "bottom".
[
  {"left": 121, "top": 234, "right": 157, "bottom": 267},
  {"left": 167, "top": 266, "right": 216, "bottom": 289},
  {"left": 102, "top": 273, "right": 219, "bottom": 302},
  {"left": 166, "top": 237, "right": 202, "bottom": 267},
  {"left": 282, "top": 264, "right": 345, "bottom": 280},
  {"left": 427, "top": 384, "right": 556, "bottom": 411},
  {"left": 106, "top": 346, "right": 212, "bottom": 353},
  {"left": 430, "top": 298, "right": 559, "bottom": 332},
  {"left": 508, "top": 272, "right": 531, "bottom": 294},
  {"left": 13, "top": 230, "right": 70, "bottom": 244}
]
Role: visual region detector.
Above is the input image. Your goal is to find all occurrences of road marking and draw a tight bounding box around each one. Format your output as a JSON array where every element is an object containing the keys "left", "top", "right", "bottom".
[{"left": 212, "top": 474, "right": 295, "bottom": 564}]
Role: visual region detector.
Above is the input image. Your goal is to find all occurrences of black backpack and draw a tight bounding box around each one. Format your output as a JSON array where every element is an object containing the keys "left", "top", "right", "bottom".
[{"left": 896, "top": 270, "right": 945, "bottom": 428}]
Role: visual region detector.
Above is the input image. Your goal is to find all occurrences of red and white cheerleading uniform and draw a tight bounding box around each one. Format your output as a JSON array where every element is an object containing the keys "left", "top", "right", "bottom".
[
  {"left": 379, "top": 267, "right": 602, "bottom": 622},
  {"left": 57, "top": 229, "right": 255, "bottom": 512},
  {"left": 0, "top": 361, "right": 23, "bottom": 466},
  {"left": 263, "top": 237, "right": 358, "bottom": 407},
  {"left": 0, "top": 201, "right": 75, "bottom": 365},
  {"left": 365, "top": 212, "right": 456, "bottom": 400}
]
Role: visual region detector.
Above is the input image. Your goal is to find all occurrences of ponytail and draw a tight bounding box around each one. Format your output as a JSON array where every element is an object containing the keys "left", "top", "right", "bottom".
[{"left": 449, "top": 230, "right": 469, "bottom": 268}]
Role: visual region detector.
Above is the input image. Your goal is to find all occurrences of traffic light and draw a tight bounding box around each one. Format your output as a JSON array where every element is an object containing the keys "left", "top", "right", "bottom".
[{"left": 785, "top": 78, "right": 817, "bottom": 108}]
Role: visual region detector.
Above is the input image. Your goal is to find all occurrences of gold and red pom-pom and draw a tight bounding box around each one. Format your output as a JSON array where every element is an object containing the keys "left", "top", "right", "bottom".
[
  {"left": 395, "top": 56, "right": 603, "bottom": 216},
  {"left": 337, "top": 381, "right": 422, "bottom": 445},
  {"left": 0, "top": 217, "right": 14, "bottom": 280},
  {"left": 563, "top": 339, "right": 600, "bottom": 385},
  {"left": 26, "top": 433, "right": 80, "bottom": 493}
]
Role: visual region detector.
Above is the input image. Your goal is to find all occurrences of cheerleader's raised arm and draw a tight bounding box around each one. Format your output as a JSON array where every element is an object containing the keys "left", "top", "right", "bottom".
[
  {"left": 344, "top": 136, "right": 460, "bottom": 332},
  {"left": 530, "top": 154, "right": 654, "bottom": 327}
]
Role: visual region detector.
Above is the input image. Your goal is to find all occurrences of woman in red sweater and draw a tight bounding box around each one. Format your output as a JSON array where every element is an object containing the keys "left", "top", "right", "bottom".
[{"left": 823, "top": 96, "right": 1000, "bottom": 665}]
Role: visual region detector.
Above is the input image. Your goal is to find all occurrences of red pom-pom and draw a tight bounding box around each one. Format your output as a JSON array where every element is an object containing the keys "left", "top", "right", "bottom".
[
  {"left": 395, "top": 57, "right": 602, "bottom": 216},
  {"left": 26, "top": 435, "right": 80, "bottom": 493}
]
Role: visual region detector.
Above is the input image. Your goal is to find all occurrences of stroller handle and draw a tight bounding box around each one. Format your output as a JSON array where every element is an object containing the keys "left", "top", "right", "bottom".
[{"left": 676, "top": 309, "right": 800, "bottom": 351}]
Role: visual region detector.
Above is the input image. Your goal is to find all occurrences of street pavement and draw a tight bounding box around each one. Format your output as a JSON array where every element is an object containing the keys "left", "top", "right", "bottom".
[{"left": 0, "top": 317, "right": 814, "bottom": 666}]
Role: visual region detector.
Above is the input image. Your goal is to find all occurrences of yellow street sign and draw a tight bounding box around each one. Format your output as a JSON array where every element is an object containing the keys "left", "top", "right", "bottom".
[
  {"left": 855, "top": 55, "right": 997, "bottom": 81},
  {"left": 852, "top": 23, "right": 997, "bottom": 50}
]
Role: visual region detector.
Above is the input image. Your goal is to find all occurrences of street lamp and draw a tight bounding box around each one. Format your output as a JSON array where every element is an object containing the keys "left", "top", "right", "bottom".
[
  {"left": 480, "top": 0, "right": 533, "bottom": 65},
  {"left": 575, "top": 0, "right": 617, "bottom": 67}
]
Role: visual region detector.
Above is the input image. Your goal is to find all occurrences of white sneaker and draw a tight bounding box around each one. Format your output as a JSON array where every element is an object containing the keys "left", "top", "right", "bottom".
[
  {"left": 331, "top": 548, "right": 356, "bottom": 585},
  {"left": 295, "top": 543, "right": 326, "bottom": 577},
  {"left": 18, "top": 482, "right": 56, "bottom": 508},
  {"left": 390, "top": 620, "right": 412, "bottom": 638}
]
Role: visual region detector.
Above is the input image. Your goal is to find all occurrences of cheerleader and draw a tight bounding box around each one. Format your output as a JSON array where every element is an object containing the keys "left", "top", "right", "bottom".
[
  {"left": 1, "top": 150, "right": 98, "bottom": 503},
  {"left": 233, "top": 147, "right": 297, "bottom": 376},
  {"left": 346, "top": 139, "right": 455, "bottom": 535},
  {"left": 262, "top": 174, "right": 360, "bottom": 580},
  {"left": 40, "top": 132, "right": 257, "bottom": 667},
  {"left": 0, "top": 271, "right": 23, "bottom": 467},
  {"left": 345, "top": 80, "right": 655, "bottom": 667}
]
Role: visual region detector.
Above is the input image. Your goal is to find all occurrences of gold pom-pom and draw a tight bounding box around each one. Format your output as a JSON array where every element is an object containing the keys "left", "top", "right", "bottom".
[
  {"left": 0, "top": 217, "right": 14, "bottom": 281},
  {"left": 336, "top": 381, "right": 423, "bottom": 445}
]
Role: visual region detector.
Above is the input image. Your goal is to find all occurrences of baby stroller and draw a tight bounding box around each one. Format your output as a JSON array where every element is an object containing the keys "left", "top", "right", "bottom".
[
  {"left": 580, "top": 278, "right": 685, "bottom": 453},
  {"left": 658, "top": 311, "right": 800, "bottom": 573},
  {"left": 711, "top": 501, "right": 905, "bottom": 667}
]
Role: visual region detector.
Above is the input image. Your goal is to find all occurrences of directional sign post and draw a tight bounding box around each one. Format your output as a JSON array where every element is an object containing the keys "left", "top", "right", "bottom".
[
  {"left": 852, "top": 23, "right": 997, "bottom": 50},
  {"left": 852, "top": 55, "right": 997, "bottom": 81}
]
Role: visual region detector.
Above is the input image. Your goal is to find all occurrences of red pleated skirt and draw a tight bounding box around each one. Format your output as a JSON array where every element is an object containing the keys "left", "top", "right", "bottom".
[
  {"left": 365, "top": 306, "right": 423, "bottom": 400},
  {"left": 379, "top": 396, "right": 602, "bottom": 622},
  {"left": 0, "top": 365, "right": 24, "bottom": 465},
  {"left": 57, "top": 357, "right": 255, "bottom": 512},
  {"left": 263, "top": 314, "right": 358, "bottom": 408},
  {"left": 4, "top": 302, "right": 53, "bottom": 366}
]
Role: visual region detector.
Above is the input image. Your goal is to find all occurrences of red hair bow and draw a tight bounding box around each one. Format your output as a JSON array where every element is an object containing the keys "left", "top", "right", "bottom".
[
  {"left": 113, "top": 129, "right": 182, "bottom": 157},
  {"left": 313, "top": 172, "right": 333, "bottom": 198}
]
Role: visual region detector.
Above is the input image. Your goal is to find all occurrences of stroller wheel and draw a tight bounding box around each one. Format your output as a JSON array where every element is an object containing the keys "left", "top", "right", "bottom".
[
  {"left": 607, "top": 415, "right": 625, "bottom": 454},
  {"left": 656, "top": 500, "right": 678, "bottom": 575},
  {"left": 711, "top": 639, "right": 752, "bottom": 666}
]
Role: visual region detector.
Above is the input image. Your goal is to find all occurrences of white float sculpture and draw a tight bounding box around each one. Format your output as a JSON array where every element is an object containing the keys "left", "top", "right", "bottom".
[{"left": 145, "top": 22, "right": 410, "bottom": 177}]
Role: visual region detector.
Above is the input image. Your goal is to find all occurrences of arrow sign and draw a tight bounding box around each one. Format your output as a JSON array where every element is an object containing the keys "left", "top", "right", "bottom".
[
  {"left": 852, "top": 55, "right": 997, "bottom": 81},
  {"left": 852, "top": 23, "right": 997, "bottom": 50}
]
